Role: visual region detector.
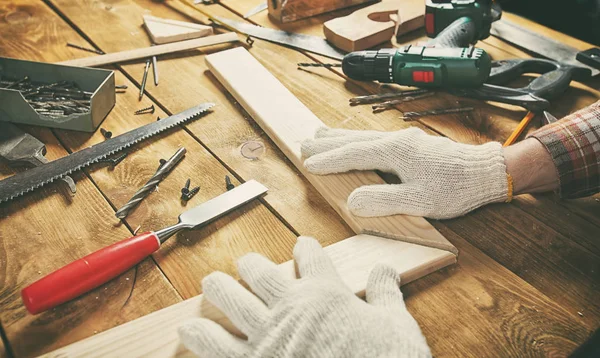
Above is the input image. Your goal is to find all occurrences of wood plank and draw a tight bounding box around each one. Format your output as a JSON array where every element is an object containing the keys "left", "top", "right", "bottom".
[
  {"left": 58, "top": 33, "right": 238, "bottom": 67},
  {"left": 268, "top": 0, "right": 377, "bottom": 23},
  {"left": 38, "top": 235, "right": 453, "bottom": 358},
  {"left": 0, "top": 2, "right": 182, "bottom": 357},
  {"left": 323, "top": 0, "right": 424, "bottom": 51},
  {"left": 206, "top": 47, "right": 455, "bottom": 253},
  {"left": 143, "top": 15, "right": 213, "bottom": 44}
]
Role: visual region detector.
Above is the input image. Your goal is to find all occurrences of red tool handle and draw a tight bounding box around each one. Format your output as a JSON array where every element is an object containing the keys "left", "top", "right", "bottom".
[{"left": 21, "top": 232, "right": 160, "bottom": 315}]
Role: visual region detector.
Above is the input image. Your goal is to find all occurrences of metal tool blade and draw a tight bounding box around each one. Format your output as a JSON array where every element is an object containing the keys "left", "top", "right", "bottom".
[
  {"left": 0, "top": 122, "right": 76, "bottom": 193},
  {"left": 214, "top": 17, "right": 346, "bottom": 60},
  {"left": 0, "top": 103, "right": 214, "bottom": 204},
  {"left": 244, "top": 2, "right": 267, "bottom": 19},
  {"left": 491, "top": 19, "right": 599, "bottom": 77}
]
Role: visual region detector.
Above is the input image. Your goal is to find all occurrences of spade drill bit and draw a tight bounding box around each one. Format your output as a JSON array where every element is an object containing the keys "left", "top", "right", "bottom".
[{"left": 115, "top": 148, "right": 186, "bottom": 219}]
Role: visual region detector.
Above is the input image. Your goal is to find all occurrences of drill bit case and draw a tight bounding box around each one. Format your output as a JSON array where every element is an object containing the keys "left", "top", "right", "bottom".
[{"left": 0, "top": 57, "right": 115, "bottom": 132}]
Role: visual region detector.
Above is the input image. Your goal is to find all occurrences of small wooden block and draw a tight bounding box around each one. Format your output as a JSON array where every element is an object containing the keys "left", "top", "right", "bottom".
[
  {"left": 143, "top": 14, "right": 213, "bottom": 44},
  {"left": 269, "top": 0, "right": 378, "bottom": 23},
  {"left": 324, "top": 0, "right": 425, "bottom": 51}
]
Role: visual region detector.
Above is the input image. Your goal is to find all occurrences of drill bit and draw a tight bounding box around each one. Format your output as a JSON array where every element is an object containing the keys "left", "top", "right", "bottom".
[
  {"left": 66, "top": 43, "right": 105, "bottom": 55},
  {"left": 400, "top": 107, "right": 474, "bottom": 120},
  {"left": 297, "top": 63, "right": 342, "bottom": 68},
  {"left": 372, "top": 92, "right": 434, "bottom": 113},
  {"left": 115, "top": 148, "right": 186, "bottom": 219},
  {"left": 139, "top": 59, "right": 151, "bottom": 101},
  {"left": 350, "top": 89, "right": 430, "bottom": 105},
  {"left": 152, "top": 56, "right": 159, "bottom": 86}
]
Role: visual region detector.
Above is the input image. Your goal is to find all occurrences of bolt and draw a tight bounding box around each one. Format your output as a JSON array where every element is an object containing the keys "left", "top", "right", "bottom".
[
  {"left": 135, "top": 104, "right": 155, "bottom": 115},
  {"left": 100, "top": 128, "right": 112, "bottom": 139},
  {"left": 225, "top": 175, "right": 235, "bottom": 191}
]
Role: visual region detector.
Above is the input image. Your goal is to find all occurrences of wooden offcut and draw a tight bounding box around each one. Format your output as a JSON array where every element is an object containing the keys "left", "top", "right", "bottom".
[
  {"left": 58, "top": 33, "right": 238, "bottom": 67},
  {"left": 268, "top": 0, "right": 378, "bottom": 23},
  {"left": 324, "top": 0, "right": 425, "bottom": 51},
  {"left": 143, "top": 15, "right": 213, "bottom": 44}
]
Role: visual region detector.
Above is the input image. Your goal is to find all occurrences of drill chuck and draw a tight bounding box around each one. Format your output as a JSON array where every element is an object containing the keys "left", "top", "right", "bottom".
[{"left": 342, "top": 46, "right": 491, "bottom": 88}]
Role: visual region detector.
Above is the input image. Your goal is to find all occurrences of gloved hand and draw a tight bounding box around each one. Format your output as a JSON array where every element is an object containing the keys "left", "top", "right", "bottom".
[
  {"left": 301, "top": 127, "right": 511, "bottom": 219},
  {"left": 179, "top": 236, "right": 431, "bottom": 358}
]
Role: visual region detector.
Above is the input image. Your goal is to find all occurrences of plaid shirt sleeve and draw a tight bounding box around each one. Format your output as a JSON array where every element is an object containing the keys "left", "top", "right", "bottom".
[{"left": 528, "top": 100, "right": 600, "bottom": 199}]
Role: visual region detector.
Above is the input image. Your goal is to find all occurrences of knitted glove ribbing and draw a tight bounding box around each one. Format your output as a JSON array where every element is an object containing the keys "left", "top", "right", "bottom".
[
  {"left": 179, "top": 237, "right": 432, "bottom": 358},
  {"left": 301, "top": 127, "right": 509, "bottom": 219}
]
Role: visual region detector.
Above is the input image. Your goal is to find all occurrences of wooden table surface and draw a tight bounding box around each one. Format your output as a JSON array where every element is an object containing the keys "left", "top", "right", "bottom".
[{"left": 0, "top": 1, "right": 598, "bottom": 357}]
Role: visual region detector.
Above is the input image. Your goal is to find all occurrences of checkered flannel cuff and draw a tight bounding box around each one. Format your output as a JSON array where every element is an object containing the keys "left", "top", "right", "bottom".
[{"left": 528, "top": 100, "right": 600, "bottom": 199}]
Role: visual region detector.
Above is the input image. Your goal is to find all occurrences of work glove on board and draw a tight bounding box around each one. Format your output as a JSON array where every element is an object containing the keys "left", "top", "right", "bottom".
[
  {"left": 179, "top": 236, "right": 431, "bottom": 358},
  {"left": 302, "top": 127, "right": 511, "bottom": 219}
]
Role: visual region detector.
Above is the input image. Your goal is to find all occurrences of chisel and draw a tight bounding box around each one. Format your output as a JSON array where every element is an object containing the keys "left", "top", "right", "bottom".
[{"left": 21, "top": 180, "right": 268, "bottom": 314}]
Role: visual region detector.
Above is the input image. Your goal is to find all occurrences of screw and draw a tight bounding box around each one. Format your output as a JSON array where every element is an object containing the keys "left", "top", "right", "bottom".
[
  {"left": 135, "top": 104, "right": 155, "bottom": 115},
  {"left": 183, "top": 186, "right": 200, "bottom": 201},
  {"left": 100, "top": 128, "right": 112, "bottom": 139},
  {"left": 115, "top": 84, "right": 128, "bottom": 89},
  {"left": 157, "top": 116, "right": 161, "bottom": 121},
  {"left": 98, "top": 152, "right": 128, "bottom": 167},
  {"left": 225, "top": 175, "right": 235, "bottom": 191},
  {"left": 181, "top": 178, "right": 191, "bottom": 198}
]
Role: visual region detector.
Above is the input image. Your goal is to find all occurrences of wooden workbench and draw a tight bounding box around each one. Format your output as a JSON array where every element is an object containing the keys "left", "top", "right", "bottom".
[{"left": 0, "top": 1, "right": 598, "bottom": 357}]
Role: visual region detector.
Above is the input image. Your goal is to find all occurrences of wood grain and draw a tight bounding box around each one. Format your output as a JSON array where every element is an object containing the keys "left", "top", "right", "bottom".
[
  {"left": 268, "top": 0, "right": 377, "bottom": 23},
  {"left": 206, "top": 47, "right": 456, "bottom": 254},
  {"left": 324, "top": 0, "right": 423, "bottom": 51},
  {"left": 143, "top": 15, "right": 213, "bottom": 44},
  {"left": 40, "top": 234, "right": 455, "bottom": 358},
  {"left": 59, "top": 33, "right": 238, "bottom": 67}
]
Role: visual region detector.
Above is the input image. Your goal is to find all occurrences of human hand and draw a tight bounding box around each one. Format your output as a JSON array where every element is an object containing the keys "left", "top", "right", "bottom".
[
  {"left": 179, "top": 237, "right": 431, "bottom": 358},
  {"left": 301, "top": 127, "right": 510, "bottom": 219}
]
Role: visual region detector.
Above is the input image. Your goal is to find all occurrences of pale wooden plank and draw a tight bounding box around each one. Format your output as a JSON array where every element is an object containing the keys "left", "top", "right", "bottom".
[
  {"left": 58, "top": 33, "right": 238, "bottom": 67},
  {"left": 206, "top": 47, "right": 457, "bottom": 254},
  {"left": 40, "top": 234, "right": 455, "bottom": 358},
  {"left": 144, "top": 15, "right": 214, "bottom": 44}
]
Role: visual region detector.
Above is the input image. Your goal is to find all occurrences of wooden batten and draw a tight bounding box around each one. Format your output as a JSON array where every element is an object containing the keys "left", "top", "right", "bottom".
[{"left": 143, "top": 15, "right": 214, "bottom": 44}]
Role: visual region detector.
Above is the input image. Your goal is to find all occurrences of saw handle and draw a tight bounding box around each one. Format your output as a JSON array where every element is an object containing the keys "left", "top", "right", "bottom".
[
  {"left": 426, "top": 17, "right": 477, "bottom": 48},
  {"left": 21, "top": 232, "right": 160, "bottom": 315}
]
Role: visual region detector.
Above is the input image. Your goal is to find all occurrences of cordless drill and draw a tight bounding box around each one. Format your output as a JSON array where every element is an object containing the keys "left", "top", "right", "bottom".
[{"left": 341, "top": 0, "right": 501, "bottom": 88}]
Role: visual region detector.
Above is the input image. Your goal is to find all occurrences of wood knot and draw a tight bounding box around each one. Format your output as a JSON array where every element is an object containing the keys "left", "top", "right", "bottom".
[{"left": 240, "top": 140, "right": 265, "bottom": 160}]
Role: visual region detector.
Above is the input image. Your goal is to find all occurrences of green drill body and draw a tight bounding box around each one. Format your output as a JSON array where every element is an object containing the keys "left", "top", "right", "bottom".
[{"left": 342, "top": 46, "right": 491, "bottom": 88}]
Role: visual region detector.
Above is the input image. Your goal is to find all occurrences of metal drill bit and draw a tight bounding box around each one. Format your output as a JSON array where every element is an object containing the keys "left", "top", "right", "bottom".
[
  {"left": 297, "top": 63, "right": 342, "bottom": 68},
  {"left": 67, "top": 43, "right": 105, "bottom": 55},
  {"left": 350, "top": 89, "right": 430, "bottom": 105},
  {"left": 400, "top": 107, "right": 474, "bottom": 121},
  {"left": 115, "top": 148, "right": 186, "bottom": 219},
  {"left": 372, "top": 92, "right": 435, "bottom": 113},
  {"left": 139, "top": 59, "right": 151, "bottom": 101},
  {"left": 152, "top": 56, "right": 159, "bottom": 86}
]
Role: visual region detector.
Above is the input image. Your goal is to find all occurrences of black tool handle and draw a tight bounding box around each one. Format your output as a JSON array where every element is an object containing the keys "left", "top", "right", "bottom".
[
  {"left": 426, "top": 17, "right": 477, "bottom": 48},
  {"left": 488, "top": 58, "right": 592, "bottom": 100}
]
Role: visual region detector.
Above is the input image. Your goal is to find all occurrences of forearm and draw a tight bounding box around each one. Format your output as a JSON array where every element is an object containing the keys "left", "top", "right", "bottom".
[{"left": 503, "top": 138, "right": 559, "bottom": 195}]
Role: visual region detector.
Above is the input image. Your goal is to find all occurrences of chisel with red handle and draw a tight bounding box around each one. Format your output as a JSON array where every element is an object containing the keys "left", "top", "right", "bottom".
[{"left": 21, "top": 180, "right": 268, "bottom": 315}]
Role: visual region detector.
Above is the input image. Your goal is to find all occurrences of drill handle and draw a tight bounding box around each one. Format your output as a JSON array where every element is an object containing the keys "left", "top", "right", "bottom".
[{"left": 426, "top": 17, "right": 477, "bottom": 48}]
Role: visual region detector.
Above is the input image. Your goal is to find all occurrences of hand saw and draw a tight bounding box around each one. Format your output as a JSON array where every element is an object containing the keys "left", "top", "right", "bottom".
[{"left": 0, "top": 103, "right": 214, "bottom": 204}]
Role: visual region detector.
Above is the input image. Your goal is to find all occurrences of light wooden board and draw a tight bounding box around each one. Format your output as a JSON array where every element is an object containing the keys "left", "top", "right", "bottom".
[
  {"left": 58, "top": 33, "right": 238, "bottom": 67},
  {"left": 323, "top": 0, "right": 424, "bottom": 51},
  {"left": 206, "top": 47, "right": 457, "bottom": 254},
  {"left": 268, "top": 0, "right": 377, "bottom": 23},
  {"left": 143, "top": 15, "right": 213, "bottom": 44},
  {"left": 41, "top": 234, "right": 455, "bottom": 358}
]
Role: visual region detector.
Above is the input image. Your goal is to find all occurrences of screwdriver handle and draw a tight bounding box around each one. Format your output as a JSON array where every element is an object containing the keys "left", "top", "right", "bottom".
[{"left": 21, "top": 232, "right": 160, "bottom": 315}]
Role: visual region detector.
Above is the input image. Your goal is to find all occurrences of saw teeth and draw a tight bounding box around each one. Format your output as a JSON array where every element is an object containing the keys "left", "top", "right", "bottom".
[{"left": 0, "top": 103, "right": 214, "bottom": 203}]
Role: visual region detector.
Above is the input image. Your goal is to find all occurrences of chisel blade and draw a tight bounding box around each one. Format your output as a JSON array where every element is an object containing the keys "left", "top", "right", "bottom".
[
  {"left": 491, "top": 19, "right": 599, "bottom": 76},
  {"left": 214, "top": 17, "right": 346, "bottom": 60}
]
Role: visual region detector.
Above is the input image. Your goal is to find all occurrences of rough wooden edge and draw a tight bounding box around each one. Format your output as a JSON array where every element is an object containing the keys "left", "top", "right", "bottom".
[
  {"left": 205, "top": 47, "right": 457, "bottom": 255},
  {"left": 268, "top": 0, "right": 378, "bottom": 23},
  {"left": 143, "top": 15, "right": 214, "bottom": 44},
  {"left": 58, "top": 33, "right": 238, "bottom": 67},
  {"left": 41, "top": 234, "right": 456, "bottom": 357}
]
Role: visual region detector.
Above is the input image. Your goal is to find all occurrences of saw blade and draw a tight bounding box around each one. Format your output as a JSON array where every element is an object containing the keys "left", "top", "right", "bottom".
[
  {"left": 491, "top": 19, "right": 599, "bottom": 77},
  {"left": 214, "top": 17, "right": 346, "bottom": 60},
  {"left": 243, "top": 2, "right": 267, "bottom": 19},
  {"left": 0, "top": 103, "right": 214, "bottom": 204}
]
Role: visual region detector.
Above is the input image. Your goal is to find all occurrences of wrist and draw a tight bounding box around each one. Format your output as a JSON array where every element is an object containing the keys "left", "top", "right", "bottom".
[{"left": 503, "top": 138, "right": 559, "bottom": 195}]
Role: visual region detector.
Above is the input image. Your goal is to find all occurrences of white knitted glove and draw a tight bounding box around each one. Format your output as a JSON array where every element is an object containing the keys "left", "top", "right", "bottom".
[
  {"left": 302, "top": 127, "right": 510, "bottom": 219},
  {"left": 179, "top": 237, "right": 431, "bottom": 358}
]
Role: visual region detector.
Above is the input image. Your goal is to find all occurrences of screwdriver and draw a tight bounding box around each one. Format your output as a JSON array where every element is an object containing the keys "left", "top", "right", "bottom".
[{"left": 21, "top": 180, "right": 268, "bottom": 315}]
